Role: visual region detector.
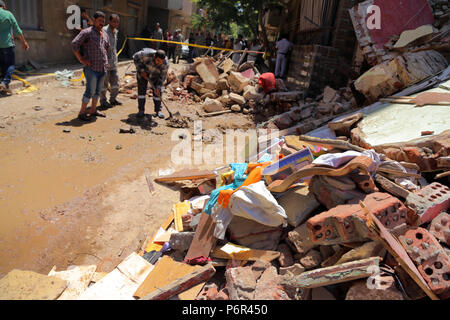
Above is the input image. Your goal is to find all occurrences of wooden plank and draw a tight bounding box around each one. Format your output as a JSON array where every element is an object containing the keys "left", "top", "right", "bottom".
[
  {"left": 77, "top": 253, "right": 154, "bottom": 300},
  {"left": 185, "top": 212, "right": 217, "bottom": 261},
  {"left": 48, "top": 265, "right": 97, "bottom": 300},
  {"left": 174, "top": 201, "right": 190, "bottom": 232},
  {"left": 211, "top": 246, "right": 280, "bottom": 263},
  {"left": 155, "top": 169, "right": 216, "bottom": 183},
  {"left": 141, "top": 265, "right": 216, "bottom": 300},
  {"left": 133, "top": 256, "right": 204, "bottom": 299}
]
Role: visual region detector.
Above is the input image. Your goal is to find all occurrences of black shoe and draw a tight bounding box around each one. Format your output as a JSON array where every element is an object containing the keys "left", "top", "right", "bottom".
[
  {"left": 78, "top": 113, "right": 90, "bottom": 122},
  {"left": 91, "top": 111, "right": 106, "bottom": 118},
  {"left": 100, "top": 101, "right": 112, "bottom": 109},
  {"left": 110, "top": 99, "right": 122, "bottom": 106},
  {"left": 137, "top": 112, "right": 145, "bottom": 119}
]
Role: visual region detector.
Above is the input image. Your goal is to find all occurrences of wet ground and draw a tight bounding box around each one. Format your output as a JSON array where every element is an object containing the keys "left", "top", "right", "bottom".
[{"left": 0, "top": 61, "right": 254, "bottom": 277}]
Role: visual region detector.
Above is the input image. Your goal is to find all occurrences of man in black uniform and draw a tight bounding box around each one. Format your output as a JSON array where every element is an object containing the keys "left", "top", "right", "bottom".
[{"left": 133, "top": 49, "right": 168, "bottom": 119}]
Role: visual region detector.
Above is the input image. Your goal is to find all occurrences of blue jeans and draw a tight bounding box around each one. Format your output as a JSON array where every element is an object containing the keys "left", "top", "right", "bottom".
[
  {"left": 275, "top": 53, "right": 288, "bottom": 78},
  {"left": 0, "top": 47, "right": 15, "bottom": 87},
  {"left": 82, "top": 66, "right": 106, "bottom": 104}
]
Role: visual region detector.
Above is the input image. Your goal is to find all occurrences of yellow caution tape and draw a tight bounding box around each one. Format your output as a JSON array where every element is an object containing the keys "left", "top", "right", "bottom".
[
  {"left": 126, "top": 36, "right": 265, "bottom": 54},
  {"left": 12, "top": 74, "right": 39, "bottom": 94}
]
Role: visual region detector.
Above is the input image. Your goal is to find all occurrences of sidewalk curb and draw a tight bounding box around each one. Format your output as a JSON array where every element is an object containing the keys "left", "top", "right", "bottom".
[{"left": 10, "top": 60, "right": 132, "bottom": 91}]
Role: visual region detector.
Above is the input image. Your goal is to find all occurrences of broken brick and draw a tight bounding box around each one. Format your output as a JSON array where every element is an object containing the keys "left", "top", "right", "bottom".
[
  {"left": 277, "top": 185, "right": 320, "bottom": 228},
  {"left": 429, "top": 212, "right": 450, "bottom": 246},
  {"left": 399, "top": 228, "right": 450, "bottom": 295},
  {"left": 299, "top": 249, "right": 323, "bottom": 270},
  {"left": 277, "top": 243, "right": 295, "bottom": 268},
  {"left": 254, "top": 266, "right": 291, "bottom": 300},
  {"left": 406, "top": 183, "right": 450, "bottom": 224},
  {"left": 279, "top": 264, "right": 306, "bottom": 277},
  {"left": 345, "top": 279, "right": 404, "bottom": 300},
  {"left": 225, "top": 266, "right": 256, "bottom": 300},
  {"left": 287, "top": 223, "right": 317, "bottom": 256}
]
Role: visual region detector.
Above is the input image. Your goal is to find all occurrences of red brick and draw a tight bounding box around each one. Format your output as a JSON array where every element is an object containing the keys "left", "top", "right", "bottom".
[
  {"left": 363, "top": 192, "right": 409, "bottom": 230},
  {"left": 407, "top": 183, "right": 450, "bottom": 224},
  {"left": 225, "top": 266, "right": 257, "bottom": 300},
  {"left": 399, "top": 228, "right": 450, "bottom": 295},
  {"left": 429, "top": 212, "right": 450, "bottom": 246}
]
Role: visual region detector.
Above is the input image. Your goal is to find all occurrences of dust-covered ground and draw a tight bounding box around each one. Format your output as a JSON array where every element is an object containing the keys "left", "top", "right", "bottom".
[{"left": 0, "top": 61, "right": 255, "bottom": 277}]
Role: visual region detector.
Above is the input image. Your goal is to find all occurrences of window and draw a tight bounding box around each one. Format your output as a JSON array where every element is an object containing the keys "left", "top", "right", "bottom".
[{"left": 5, "top": 0, "right": 42, "bottom": 30}]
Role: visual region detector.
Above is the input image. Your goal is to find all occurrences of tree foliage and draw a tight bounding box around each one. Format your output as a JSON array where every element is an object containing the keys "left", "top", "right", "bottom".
[{"left": 192, "top": 0, "right": 282, "bottom": 41}]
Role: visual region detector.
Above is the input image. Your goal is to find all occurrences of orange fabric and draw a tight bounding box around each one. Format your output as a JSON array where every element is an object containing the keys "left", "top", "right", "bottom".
[{"left": 217, "top": 162, "right": 271, "bottom": 209}]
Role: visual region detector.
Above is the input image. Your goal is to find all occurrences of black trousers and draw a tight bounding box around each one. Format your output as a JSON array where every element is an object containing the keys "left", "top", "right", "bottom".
[{"left": 137, "top": 76, "right": 162, "bottom": 113}]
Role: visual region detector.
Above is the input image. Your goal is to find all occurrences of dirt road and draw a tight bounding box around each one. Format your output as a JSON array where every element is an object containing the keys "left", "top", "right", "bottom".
[{"left": 0, "top": 62, "right": 254, "bottom": 277}]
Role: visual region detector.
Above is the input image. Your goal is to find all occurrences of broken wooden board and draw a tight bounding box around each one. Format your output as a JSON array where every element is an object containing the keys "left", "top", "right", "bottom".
[
  {"left": 48, "top": 265, "right": 97, "bottom": 300},
  {"left": 155, "top": 169, "right": 216, "bottom": 183},
  {"left": 185, "top": 212, "right": 217, "bottom": 261},
  {"left": 133, "top": 255, "right": 205, "bottom": 300},
  {"left": 394, "top": 25, "right": 434, "bottom": 49},
  {"left": 0, "top": 270, "right": 68, "bottom": 300},
  {"left": 361, "top": 203, "right": 439, "bottom": 300},
  {"left": 174, "top": 201, "right": 190, "bottom": 232},
  {"left": 282, "top": 257, "right": 381, "bottom": 289},
  {"left": 141, "top": 264, "right": 216, "bottom": 300},
  {"left": 268, "top": 156, "right": 374, "bottom": 193},
  {"left": 77, "top": 253, "right": 154, "bottom": 300},
  {"left": 211, "top": 243, "right": 280, "bottom": 263}
]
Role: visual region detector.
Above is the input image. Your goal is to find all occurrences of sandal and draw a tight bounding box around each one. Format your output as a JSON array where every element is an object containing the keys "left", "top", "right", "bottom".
[{"left": 78, "top": 113, "right": 90, "bottom": 122}]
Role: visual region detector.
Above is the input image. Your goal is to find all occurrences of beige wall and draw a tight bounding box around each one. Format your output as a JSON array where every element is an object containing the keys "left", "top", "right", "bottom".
[{"left": 14, "top": 0, "right": 148, "bottom": 66}]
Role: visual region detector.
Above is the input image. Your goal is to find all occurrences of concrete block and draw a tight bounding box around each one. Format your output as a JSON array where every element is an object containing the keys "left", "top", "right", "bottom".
[
  {"left": 287, "top": 223, "right": 317, "bottom": 255},
  {"left": 229, "top": 93, "right": 246, "bottom": 105},
  {"left": 228, "top": 216, "right": 282, "bottom": 251},
  {"left": 227, "top": 71, "right": 250, "bottom": 93},
  {"left": 225, "top": 266, "right": 256, "bottom": 300},
  {"left": 299, "top": 249, "right": 323, "bottom": 270},
  {"left": 277, "top": 243, "right": 295, "bottom": 268},
  {"left": 203, "top": 98, "right": 224, "bottom": 113},
  {"left": 254, "top": 267, "right": 291, "bottom": 300},
  {"left": 277, "top": 185, "right": 320, "bottom": 228}
]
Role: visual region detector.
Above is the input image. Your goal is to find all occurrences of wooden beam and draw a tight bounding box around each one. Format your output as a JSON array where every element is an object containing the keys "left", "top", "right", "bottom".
[{"left": 140, "top": 265, "right": 216, "bottom": 300}]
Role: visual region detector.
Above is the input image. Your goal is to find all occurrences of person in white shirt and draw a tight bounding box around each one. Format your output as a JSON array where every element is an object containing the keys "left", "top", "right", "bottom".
[{"left": 275, "top": 34, "right": 292, "bottom": 79}]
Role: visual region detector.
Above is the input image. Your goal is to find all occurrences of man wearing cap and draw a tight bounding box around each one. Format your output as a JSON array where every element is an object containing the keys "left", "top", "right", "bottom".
[
  {"left": 0, "top": 0, "right": 30, "bottom": 95},
  {"left": 133, "top": 49, "right": 168, "bottom": 119}
]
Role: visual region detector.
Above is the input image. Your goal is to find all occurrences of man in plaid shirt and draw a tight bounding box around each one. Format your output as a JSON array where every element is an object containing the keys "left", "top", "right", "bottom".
[
  {"left": 72, "top": 11, "right": 110, "bottom": 121},
  {"left": 133, "top": 48, "right": 168, "bottom": 119}
]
